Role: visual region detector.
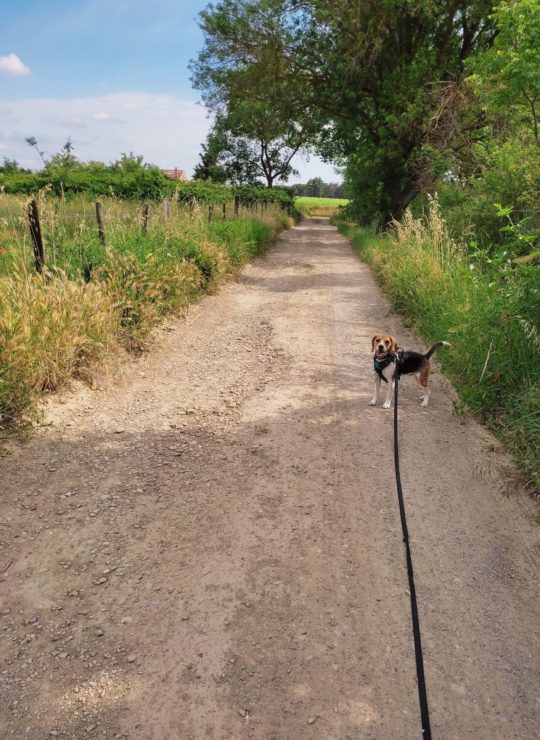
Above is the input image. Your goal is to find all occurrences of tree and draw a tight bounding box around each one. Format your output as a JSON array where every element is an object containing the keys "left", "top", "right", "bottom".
[
  {"left": 0, "top": 158, "right": 28, "bottom": 174},
  {"left": 306, "top": 177, "right": 324, "bottom": 197},
  {"left": 25, "top": 136, "right": 47, "bottom": 165},
  {"left": 192, "top": 0, "right": 496, "bottom": 222},
  {"left": 45, "top": 138, "right": 78, "bottom": 172},
  {"left": 194, "top": 114, "right": 300, "bottom": 187},
  {"left": 469, "top": 0, "right": 540, "bottom": 144},
  {"left": 193, "top": 119, "right": 229, "bottom": 183}
]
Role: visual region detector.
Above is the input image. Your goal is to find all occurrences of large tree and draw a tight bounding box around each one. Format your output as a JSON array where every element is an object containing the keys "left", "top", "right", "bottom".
[
  {"left": 192, "top": 0, "right": 496, "bottom": 222},
  {"left": 194, "top": 113, "right": 302, "bottom": 187}
]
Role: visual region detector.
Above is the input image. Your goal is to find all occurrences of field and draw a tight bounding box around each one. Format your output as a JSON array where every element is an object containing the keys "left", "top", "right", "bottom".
[
  {"left": 295, "top": 196, "right": 349, "bottom": 217},
  {"left": 0, "top": 192, "right": 291, "bottom": 430}
]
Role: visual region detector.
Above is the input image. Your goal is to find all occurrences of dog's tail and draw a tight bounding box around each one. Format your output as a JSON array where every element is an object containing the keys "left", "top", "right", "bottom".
[{"left": 425, "top": 340, "right": 450, "bottom": 360}]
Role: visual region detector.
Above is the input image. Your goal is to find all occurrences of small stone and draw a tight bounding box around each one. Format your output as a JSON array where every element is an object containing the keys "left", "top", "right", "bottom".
[
  {"left": 127, "top": 655, "right": 136, "bottom": 663},
  {"left": 308, "top": 717, "right": 316, "bottom": 724},
  {"left": 95, "top": 629, "right": 104, "bottom": 637}
]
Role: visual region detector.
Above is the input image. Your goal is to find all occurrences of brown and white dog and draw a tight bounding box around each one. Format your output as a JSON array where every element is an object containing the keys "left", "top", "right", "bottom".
[{"left": 369, "top": 333, "right": 450, "bottom": 409}]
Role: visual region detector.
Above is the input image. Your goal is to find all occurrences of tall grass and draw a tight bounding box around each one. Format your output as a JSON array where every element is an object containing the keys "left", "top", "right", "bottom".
[
  {"left": 0, "top": 192, "right": 290, "bottom": 431},
  {"left": 341, "top": 198, "right": 540, "bottom": 493}
]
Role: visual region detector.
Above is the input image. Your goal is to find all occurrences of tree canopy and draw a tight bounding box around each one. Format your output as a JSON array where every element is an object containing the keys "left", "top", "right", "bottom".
[{"left": 192, "top": 0, "right": 497, "bottom": 222}]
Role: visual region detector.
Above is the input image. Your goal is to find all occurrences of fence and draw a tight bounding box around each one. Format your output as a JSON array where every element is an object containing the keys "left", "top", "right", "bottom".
[{"left": 21, "top": 193, "right": 285, "bottom": 274}]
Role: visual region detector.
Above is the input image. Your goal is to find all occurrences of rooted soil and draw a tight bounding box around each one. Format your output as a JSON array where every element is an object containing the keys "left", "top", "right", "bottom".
[{"left": 1, "top": 218, "right": 538, "bottom": 739}]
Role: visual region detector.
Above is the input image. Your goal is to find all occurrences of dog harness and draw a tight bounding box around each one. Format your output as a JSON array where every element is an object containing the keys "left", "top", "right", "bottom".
[{"left": 374, "top": 354, "right": 394, "bottom": 383}]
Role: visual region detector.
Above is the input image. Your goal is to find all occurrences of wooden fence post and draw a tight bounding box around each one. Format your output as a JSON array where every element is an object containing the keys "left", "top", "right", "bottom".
[
  {"left": 142, "top": 203, "right": 149, "bottom": 234},
  {"left": 189, "top": 198, "right": 195, "bottom": 218},
  {"left": 27, "top": 198, "right": 45, "bottom": 274},
  {"left": 222, "top": 202, "right": 226, "bottom": 220},
  {"left": 95, "top": 201, "right": 106, "bottom": 247},
  {"left": 208, "top": 203, "right": 213, "bottom": 223},
  {"left": 234, "top": 195, "right": 239, "bottom": 217},
  {"left": 163, "top": 198, "right": 170, "bottom": 222}
]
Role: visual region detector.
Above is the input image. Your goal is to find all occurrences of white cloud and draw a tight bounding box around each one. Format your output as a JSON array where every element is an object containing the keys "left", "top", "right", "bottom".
[
  {"left": 0, "top": 92, "right": 210, "bottom": 175},
  {"left": 0, "top": 53, "right": 31, "bottom": 76},
  {"left": 0, "top": 91, "right": 340, "bottom": 182}
]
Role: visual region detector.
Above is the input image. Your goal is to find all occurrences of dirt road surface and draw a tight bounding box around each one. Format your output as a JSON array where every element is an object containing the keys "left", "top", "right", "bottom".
[{"left": 1, "top": 218, "right": 538, "bottom": 739}]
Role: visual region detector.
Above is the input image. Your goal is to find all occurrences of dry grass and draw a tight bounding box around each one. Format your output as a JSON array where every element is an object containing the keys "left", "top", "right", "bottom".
[
  {"left": 0, "top": 193, "right": 289, "bottom": 431},
  {"left": 0, "top": 263, "right": 117, "bottom": 428}
]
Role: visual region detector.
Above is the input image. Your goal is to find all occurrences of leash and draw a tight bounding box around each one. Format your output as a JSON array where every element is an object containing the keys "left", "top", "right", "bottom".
[{"left": 393, "top": 349, "right": 432, "bottom": 738}]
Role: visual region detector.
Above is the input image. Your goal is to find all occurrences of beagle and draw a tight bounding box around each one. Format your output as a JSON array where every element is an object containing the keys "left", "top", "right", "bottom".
[{"left": 369, "top": 333, "right": 450, "bottom": 408}]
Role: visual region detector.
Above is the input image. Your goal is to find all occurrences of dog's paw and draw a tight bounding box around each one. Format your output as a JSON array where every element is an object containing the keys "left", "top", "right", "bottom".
[
  {"left": 420, "top": 399, "right": 429, "bottom": 407},
  {"left": 382, "top": 401, "right": 391, "bottom": 409},
  {"left": 368, "top": 398, "right": 377, "bottom": 406}
]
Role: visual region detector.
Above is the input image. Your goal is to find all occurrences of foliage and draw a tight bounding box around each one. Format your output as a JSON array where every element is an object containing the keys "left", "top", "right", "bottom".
[
  {"left": 192, "top": 0, "right": 495, "bottom": 222},
  {"left": 192, "top": 118, "right": 230, "bottom": 184},
  {"left": 194, "top": 113, "right": 302, "bottom": 187},
  {"left": 341, "top": 201, "right": 540, "bottom": 493},
  {"left": 0, "top": 193, "right": 290, "bottom": 430},
  {"left": 0, "top": 158, "right": 29, "bottom": 175},
  {"left": 468, "top": 0, "right": 540, "bottom": 144},
  {"left": 294, "top": 178, "right": 346, "bottom": 199},
  {"left": 0, "top": 159, "right": 297, "bottom": 214}
]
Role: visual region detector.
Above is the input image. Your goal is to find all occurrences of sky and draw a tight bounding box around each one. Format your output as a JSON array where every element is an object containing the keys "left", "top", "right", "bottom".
[{"left": 0, "top": 0, "right": 340, "bottom": 183}]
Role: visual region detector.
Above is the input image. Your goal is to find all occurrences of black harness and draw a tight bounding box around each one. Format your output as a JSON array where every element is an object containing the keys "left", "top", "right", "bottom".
[{"left": 374, "top": 353, "right": 395, "bottom": 383}]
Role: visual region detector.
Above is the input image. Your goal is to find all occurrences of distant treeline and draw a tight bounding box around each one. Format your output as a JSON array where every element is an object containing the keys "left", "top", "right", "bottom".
[{"left": 292, "top": 178, "right": 346, "bottom": 199}]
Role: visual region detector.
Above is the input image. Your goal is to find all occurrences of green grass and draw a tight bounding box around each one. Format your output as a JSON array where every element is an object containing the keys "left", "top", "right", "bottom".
[
  {"left": 295, "top": 196, "right": 349, "bottom": 216},
  {"left": 340, "top": 207, "right": 540, "bottom": 495}
]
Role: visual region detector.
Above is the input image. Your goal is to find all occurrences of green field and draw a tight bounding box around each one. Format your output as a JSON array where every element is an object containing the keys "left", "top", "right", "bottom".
[{"left": 295, "top": 196, "right": 349, "bottom": 216}]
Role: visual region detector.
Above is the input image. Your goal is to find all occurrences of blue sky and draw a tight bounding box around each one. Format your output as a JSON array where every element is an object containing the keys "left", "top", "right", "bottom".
[{"left": 0, "top": 0, "right": 339, "bottom": 181}]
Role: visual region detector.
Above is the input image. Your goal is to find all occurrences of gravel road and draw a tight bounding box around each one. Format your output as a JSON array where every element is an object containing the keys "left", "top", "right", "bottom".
[{"left": 1, "top": 218, "right": 538, "bottom": 739}]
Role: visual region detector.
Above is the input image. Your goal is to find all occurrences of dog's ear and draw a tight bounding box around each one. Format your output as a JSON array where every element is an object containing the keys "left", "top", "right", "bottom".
[
  {"left": 389, "top": 335, "right": 398, "bottom": 353},
  {"left": 371, "top": 335, "right": 379, "bottom": 351}
]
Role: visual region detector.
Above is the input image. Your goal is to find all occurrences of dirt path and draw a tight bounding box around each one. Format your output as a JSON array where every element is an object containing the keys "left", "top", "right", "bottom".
[{"left": 1, "top": 218, "right": 538, "bottom": 739}]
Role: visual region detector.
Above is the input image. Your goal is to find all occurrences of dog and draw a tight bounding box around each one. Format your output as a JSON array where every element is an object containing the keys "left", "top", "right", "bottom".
[{"left": 369, "top": 333, "right": 450, "bottom": 408}]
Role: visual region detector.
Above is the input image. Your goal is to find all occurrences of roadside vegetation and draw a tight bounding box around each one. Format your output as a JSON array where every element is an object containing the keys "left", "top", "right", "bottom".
[
  {"left": 192, "top": 0, "right": 539, "bottom": 494},
  {"left": 0, "top": 189, "right": 292, "bottom": 433},
  {"left": 341, "top": 199, "right": 539, "bottom": 493}
]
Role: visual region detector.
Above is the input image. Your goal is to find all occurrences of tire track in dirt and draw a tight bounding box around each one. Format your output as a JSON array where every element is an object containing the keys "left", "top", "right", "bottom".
[{"left": 1, "top": 218, "right": 538, "bottom": 739}]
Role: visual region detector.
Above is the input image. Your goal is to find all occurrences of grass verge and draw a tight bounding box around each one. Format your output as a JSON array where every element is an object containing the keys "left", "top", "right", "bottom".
[
  {"left": 340, "top": 207, "right": 540, "bottom": 495},
  {"left": 0, "top": 194, "right": 291, "bottom": 432}
]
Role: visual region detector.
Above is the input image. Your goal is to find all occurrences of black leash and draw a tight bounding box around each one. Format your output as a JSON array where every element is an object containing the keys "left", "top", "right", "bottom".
[{"left": 393, "top": 350, "right": 432, "bottom": 739}]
